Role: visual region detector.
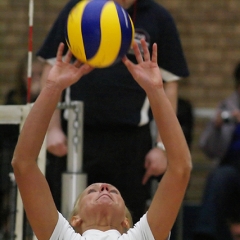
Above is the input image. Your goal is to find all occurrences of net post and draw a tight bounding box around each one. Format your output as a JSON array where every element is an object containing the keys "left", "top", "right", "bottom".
[{"left": 61, "top": 101, "right": 87, "bottom": 219}]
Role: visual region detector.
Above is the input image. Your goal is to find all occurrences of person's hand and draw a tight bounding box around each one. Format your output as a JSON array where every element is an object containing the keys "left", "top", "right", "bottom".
[
  {"left": 47, "top": 43, "right": 94, "bottom": 91},
  {"left": 122, "top": 39, "right": 163, "bottom": 92},
  {"left": 47, "top": 126, "right": 68, "bottom": 157},
  {"left": 214, "top": 111, "right": 224, "bottom": 127},
  {"left": 142, "top": 148, "right": 167, "bottom": 185},
  {"left": 232, "top": 109, "right": 240, "bottom": 122},
  {"left": 215, "top": 109, "right": 240, "bottom": 127}
]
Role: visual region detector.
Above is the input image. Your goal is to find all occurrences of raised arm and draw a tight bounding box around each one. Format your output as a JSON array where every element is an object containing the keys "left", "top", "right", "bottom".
[
  {"left": 11, "top": 43, "right": 93, "bottom": 240},
  {"left": 122, "top": 40, "right": 192, "bottom": 240},
  {"left": 40, "top": 63, "right": 68, "bottom": 157}
]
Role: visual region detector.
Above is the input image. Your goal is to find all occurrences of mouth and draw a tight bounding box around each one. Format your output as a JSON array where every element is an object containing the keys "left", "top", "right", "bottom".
[{"left": 97, "top": 194, "right": 113, "bottom": 200}]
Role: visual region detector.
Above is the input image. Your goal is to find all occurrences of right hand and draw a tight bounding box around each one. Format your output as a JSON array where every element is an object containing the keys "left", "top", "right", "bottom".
[
  {"left": 47, "top": 43, "right": 94, "bottom": 91},
  {"left": 47, "top": 126, "right": 68, "bottom": 157},
  {"left": 142, "top": 148, "right": 168, "bottom": 185}
]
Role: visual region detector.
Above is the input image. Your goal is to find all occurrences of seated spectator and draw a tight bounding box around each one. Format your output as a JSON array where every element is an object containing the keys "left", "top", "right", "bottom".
[{"left": 193, "top": 62, "right": 240, "bottom": 240}]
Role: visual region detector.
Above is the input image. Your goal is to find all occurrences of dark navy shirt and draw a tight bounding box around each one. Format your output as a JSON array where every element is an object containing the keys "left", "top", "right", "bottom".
[{"left": 37, "top": 0, "right": 189, "bottom": 127}]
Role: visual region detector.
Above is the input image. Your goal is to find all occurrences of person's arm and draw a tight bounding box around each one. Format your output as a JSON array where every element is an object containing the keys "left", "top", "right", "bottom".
[
  {"left": 12, "top": 43, "right": 93, "bottom": 240},
  {"left": 141, "top": 78, "right": 179, "bottom": 184},
  {"left": 40, "top": 63, "right": 68, "bottom": 156},
  {"left": 164, "top": 80, "right": 178, "bottom": 113},
  {"left": 123, "top": 39, "right": 192, "bottom": 240},
  {"left": 145, "top": 5, "right": 189, "bottom": 179}
]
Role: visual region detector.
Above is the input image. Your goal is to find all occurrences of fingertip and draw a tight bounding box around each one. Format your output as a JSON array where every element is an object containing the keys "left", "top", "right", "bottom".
[
  {"left": 122, "top": 55, "right": 126, "bottom": 61},
  {"left": 56, "top": 43, "right": 64, "bottom": 59},
  {"left": 153, "top": 42, "right": 157, "bottom": 50},
  {"left": 133, "top": 41, "right": 138, "bottom": 47},
  {"left": 142, "top": 172, "right": 149, "bottom": 185},
  {"left": 58, "top": 42, "right": 64, "bottom": 51},
  {"left": 122, "top": 56, "right": 128, "bottom": 63}
]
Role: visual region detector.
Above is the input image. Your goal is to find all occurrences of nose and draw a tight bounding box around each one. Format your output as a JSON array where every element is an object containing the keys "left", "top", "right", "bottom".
[{"left": 100, "top": 183, "right": 109, "bottom": 192}]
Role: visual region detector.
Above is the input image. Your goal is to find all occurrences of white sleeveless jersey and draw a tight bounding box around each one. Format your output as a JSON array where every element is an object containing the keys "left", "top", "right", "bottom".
[{"left": 50, "top": 212, "right": 170, "bottom": 240}]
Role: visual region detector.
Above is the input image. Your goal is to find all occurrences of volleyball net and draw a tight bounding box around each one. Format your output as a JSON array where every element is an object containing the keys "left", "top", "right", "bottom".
[{"left": 0, "top": 101, "right": 86, "bottom": 240}]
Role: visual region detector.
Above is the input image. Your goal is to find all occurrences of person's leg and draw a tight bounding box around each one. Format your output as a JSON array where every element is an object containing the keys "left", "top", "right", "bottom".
[
  {"left": 193, "top": 165, "right": 240, "bottom": 240},
  {"left": 83, "top": 125, "right": 152, "bottom": 224}
]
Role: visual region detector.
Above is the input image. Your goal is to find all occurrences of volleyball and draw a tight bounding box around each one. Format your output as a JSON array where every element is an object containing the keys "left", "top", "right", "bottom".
[{"left": 65, "top": 0, "right": 135, "bottom": 68}]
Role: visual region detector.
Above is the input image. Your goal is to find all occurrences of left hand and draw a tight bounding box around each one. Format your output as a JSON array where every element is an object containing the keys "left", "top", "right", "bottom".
[
  {"left": 122, "top": 39, "right": 163, "bottom": 92},
  {"left": 142, "top": 148, "right": 168, "bottom": 185}
]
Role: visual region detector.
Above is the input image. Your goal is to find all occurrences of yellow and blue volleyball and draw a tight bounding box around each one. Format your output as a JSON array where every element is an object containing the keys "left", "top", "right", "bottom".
[{"left": 66, "top": 0, "right": 135, "bottom": 68}]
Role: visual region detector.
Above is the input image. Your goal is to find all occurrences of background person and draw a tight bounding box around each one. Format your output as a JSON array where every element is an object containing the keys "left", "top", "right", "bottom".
[{"left": 193, "top": 62, "right": 240, "bottom": 240}]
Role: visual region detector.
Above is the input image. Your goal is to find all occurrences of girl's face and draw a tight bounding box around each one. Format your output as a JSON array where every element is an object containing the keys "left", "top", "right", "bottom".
[{"left": 76, "top": 183, "right": 126, "bottom": 227}]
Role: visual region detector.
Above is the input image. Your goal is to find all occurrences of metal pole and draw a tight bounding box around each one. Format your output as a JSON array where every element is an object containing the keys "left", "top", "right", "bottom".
[
  {"left": 8, "top": 173, "right": 17, "bottom": 240},
  {"left": 61, "top": 101, "right": 87, "bottom": 219},
  {"left": 27, "top": 0, "right": 34, "bottom": 103}
]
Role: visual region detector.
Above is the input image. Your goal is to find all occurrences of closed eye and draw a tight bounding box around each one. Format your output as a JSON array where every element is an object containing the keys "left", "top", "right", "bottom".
[
  {"left": 87, "top": 189, "right": 97, "bottom": 194},
  {"left": 110, "top": 189, "right": 119, "bottom": 194}
]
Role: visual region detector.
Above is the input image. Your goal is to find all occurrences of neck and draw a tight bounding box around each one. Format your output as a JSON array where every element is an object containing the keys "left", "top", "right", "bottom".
[
  {"left": 79, "top": 214, "right": 124, "bottom": 234},
  {"left": 83, "top": 224, "right": 120, "bottom": 232},
  {"left": 81, "top": 222, "right": 124, "bottom": 234}
]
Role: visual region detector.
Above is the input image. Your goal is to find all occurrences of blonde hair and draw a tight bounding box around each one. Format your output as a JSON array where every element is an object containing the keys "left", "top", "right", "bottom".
[
  {"left": 69, "top": 192, "right": 83, "bottom": 221},
  {"left": 124, "top": 206, "right": 133, "bottom": 230}
]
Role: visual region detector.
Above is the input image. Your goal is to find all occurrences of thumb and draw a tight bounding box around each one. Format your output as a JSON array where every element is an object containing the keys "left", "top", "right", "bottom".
[{"left": 122, "top": 56, "right": 135, "bottom": 71}]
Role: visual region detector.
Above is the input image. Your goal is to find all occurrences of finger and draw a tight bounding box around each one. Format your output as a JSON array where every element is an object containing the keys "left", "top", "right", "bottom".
[
  {"left": 142, "top": 170, "right": 151, "bottom": 185},
  {"left": 73, "top": 60, "right": 82, "bottom": 68},
  {"left": 132, "top": 41, "right": 143, "bottom": 63},
  {"left": 56, "top": 43, "right": 64, "bottom": 62},
  {"left": 141, "top": 39, "right": 150, "bottom": 61},
  {"left": 65, "top": 49, "right": 73, "bottom": 63},
  {"left": 80, "top": 64, "right": 94, "bottom": 76},
  {"left": 151, "top": 43, "right": 157, "bottom": 63}
]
